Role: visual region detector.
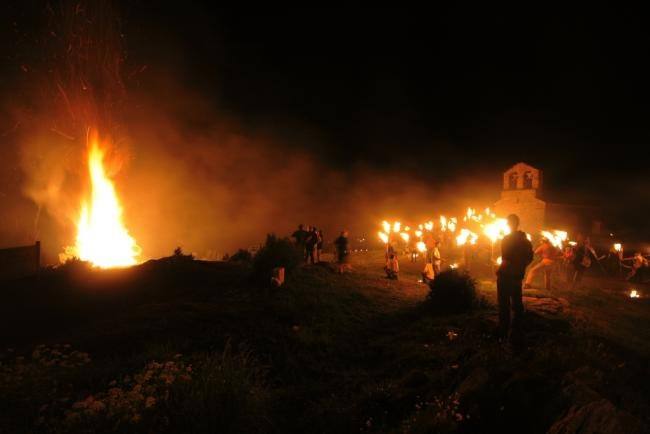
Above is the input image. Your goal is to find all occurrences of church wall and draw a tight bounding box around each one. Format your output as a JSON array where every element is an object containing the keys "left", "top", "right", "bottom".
[{"left": 494, "top": 193, "right": 546, "bottom": 235}]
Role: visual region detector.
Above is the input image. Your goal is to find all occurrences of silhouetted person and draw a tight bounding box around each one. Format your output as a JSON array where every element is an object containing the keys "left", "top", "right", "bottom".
[
  {"left": 316, "top": 229, "right": 324, "bottom": 263},
  {"left": 409, "top": 238, "right": 418, "bottom": 263},
  {"left": 305, "top": 227, "right": 318, "bottom": 264},
  {"left": 496, "top": 214, "right": 533, "bottom": 347},
  {"left": 385, "top": 239, "right": 395, "bottom": 263},
  {"left": 562, "top": 245, "right": 575, "bottom": 283},
  {"left": 334, "top": 230, "right": 350, "bottom": 273},
  {"left": 605, "top": 245, "right": 623, "bottom": 277},
  {"left": 292, "top": 224, "right": 309, "bottom": 259},
  {"left": 432, "top": 240, "right": 442, "bottom": 276},
  {"left": 627, "top": 252, "right": 648, "bottom": 282},
  {"left": 571, "top": 237, "right": 597, "bottom": 289},
  {"left": 385, "top": 254, "right": 399, "bottom": 280}
]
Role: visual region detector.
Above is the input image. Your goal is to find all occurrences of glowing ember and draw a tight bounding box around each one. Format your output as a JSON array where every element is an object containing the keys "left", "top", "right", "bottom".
[
  {"left": 378, "top": 231, "right": 389, "bottom": 244},
  {"left": 630, "top": 290, "right": 640, "bottom": 298},
  {"left": 68, "top": 133, "right": 140, "bottom": 268}
]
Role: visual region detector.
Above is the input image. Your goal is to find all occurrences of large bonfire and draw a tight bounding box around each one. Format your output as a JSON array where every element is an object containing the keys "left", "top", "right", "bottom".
[{"left": 64, "top": 131, "right": 140, "bottom": 268}]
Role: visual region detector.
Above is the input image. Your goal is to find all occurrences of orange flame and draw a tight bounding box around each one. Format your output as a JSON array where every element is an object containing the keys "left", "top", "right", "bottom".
[
  {"left": 456, "top": 228, "right": 478, "bottom": 246},
  {"left": 67, "top": 132, "right": 140, "bottom": 268},
  {"left": 540, "top": 230, "right": 568, "bottom": 249}
]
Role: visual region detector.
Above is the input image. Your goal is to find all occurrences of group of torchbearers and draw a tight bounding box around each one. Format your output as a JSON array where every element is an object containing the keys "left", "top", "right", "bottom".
[
  {"left": 289, "top": 216, "right": 647, "bottom": 347},
  {"left": 525, "top": 235, "right": 650, "bottom": 290},
  {"left": 291, "top": 224, "right": 351, "bottom": 273},
  {"left": 382, "top": 213, "right": 648, "bottom": 348},
  {"left": 496, "top": 215, "right": 648, "bottom": 348},
  {"left": 383, "top": 234, "right": 442, "bottom": 281}
]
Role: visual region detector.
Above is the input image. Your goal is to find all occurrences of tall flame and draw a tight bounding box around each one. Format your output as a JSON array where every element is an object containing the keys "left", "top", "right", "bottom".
[{"left": 72, "top": 133, "right": 140, "bottom": 268}]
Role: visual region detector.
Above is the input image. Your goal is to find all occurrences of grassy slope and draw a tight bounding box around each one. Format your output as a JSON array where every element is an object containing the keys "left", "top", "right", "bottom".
[{"left": 1, "top": 252, "right": 649, "bottom": 433}]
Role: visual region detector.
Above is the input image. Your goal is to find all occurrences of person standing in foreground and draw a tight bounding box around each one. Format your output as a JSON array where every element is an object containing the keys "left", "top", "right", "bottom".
[
  {"left": 496, "top": 214, "right": 533, "bottom": 346},
  {"left": 334, "top": 230, "right": 350, "bottom": 274}
]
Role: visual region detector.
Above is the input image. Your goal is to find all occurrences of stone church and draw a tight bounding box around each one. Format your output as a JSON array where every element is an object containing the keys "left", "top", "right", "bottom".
[{"left": 493, "top": 162, "right": 601, "bottom": 236}]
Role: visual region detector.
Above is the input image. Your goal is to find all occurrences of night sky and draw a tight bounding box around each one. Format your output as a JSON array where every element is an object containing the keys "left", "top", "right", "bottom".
[
  {"left": 2, "top": 3, "right": 650, "bottom": 241},
  {"left": 125, "top": 5, "right": 650, "bottom": 204}
]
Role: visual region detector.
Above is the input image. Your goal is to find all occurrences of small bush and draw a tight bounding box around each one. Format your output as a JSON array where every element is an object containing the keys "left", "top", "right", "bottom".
[
  {"left": 427, "top": 269, "right": 478, "bottom": 313},
  {"left": 251, "top": 234, "right": 302, "bottom": 284},
  {"left": 229, "top": 249, "right": 253, "bottom": 264},
  {"left": 172, "top": 247, "right": 194, "bottom": 261},
  {"left": 58, "top": 257, "right": 92, "bottom": 272}
]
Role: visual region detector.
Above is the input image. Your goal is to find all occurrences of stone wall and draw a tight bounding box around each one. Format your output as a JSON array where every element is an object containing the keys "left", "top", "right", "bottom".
[{"left": 494, "top": 190, "right": 546, "bottom": 235}]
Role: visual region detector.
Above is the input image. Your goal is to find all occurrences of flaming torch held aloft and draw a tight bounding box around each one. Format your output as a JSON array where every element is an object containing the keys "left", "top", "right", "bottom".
[
  {"left": 540, "top": 230, "right": 568, "bottom": 249},
  {"left": 456, "top": 229, "right": 478, "bottom": 246}
]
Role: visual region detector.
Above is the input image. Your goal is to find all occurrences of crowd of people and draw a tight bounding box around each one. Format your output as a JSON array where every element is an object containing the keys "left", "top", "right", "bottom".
[
  {"left": 383, "top": 235, "right": 442, "bottom": 282},
  {"left": 285, "top": 214, "right": 647, "bottom": 350},
  {"left": 523, "top": 235, "right": 650, "bottom": 290},
  {"left": 291, "top": 224, "right": 351, "bottom": 273}
]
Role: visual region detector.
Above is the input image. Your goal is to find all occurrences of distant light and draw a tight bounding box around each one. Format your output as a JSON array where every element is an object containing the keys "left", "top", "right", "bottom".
[{"left": 630, "top": 290, "right": 640, "bottom": 299}]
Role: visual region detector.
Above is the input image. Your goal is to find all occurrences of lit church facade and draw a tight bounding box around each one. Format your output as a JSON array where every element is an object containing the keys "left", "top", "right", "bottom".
[{"left": 494, "top": 162, "right": 602, "bottom": 236}]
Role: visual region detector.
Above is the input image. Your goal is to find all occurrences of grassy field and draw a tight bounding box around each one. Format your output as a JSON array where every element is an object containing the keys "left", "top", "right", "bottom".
[{"left": 1, "top": 250, "right": 649, "bottom": 433}]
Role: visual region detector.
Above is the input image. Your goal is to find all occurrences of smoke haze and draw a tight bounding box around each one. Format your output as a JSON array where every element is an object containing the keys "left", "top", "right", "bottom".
[{"left": 0, "top": 1, "right": 507, "bottom": 263}]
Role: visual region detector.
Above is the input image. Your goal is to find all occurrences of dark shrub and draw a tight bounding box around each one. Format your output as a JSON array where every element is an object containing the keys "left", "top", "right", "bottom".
[
  {"left": 427, "top": 269, "right": 478, "bottom": 313},
  {"left": 229, "top": 249, "right": 253, "bottom": 264},
  {"left": 171, "top": 246, "right": 194, "bottom": 263},
  {"left": 251, "top": 234, "right": 302, "bottom": 284}
]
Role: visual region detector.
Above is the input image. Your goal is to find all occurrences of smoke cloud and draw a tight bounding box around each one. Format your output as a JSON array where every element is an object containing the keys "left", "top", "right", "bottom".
[{"left": 0, "top": 1, "right": 500, "bottom": 264}]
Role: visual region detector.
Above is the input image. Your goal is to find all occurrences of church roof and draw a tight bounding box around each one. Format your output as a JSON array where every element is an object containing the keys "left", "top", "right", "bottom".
[{"left": 506, "top": 162, "right": 540, "bottom": 172}]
